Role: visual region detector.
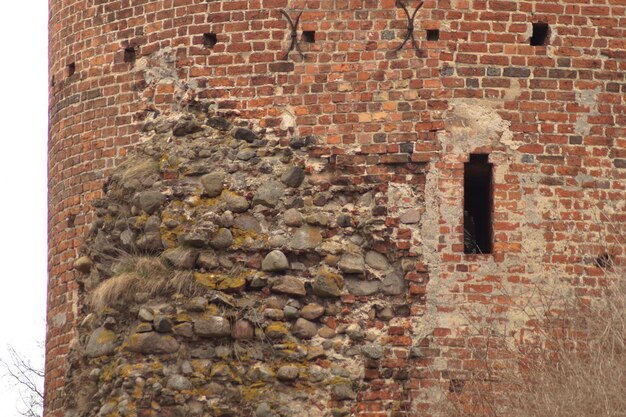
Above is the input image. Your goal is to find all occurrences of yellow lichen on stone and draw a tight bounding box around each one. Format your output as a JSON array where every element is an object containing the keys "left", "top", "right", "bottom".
[
  {"left": 265, "top": 322, "right": 288, "bottom": 339},
  {"left": 96, "top": 329, "right": 117, "bottom": 345},
  {"left": 133, "top": 213, "right": 149, "bottom": 228},
  {"left": 231, "top": 228, "right": 268, "bottom": 249},
  {"left": 187, "top": 195, "right": 219, "bottom": 208},
  {"left": 240, "top": 385, "right": 267, "bottom": 402},
  {"left": 194, "top": 272, "right": 217, "bottom": 289},
  {"left": 176, "top": 311, "right": 191, "bottom": 322},
  {"left": 216, "top": 274, "right": 247, "bottom": 291}
]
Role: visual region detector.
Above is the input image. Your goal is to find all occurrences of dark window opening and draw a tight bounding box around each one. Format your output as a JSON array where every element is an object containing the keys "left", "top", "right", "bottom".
[
  {"left": 426, "top": 29, "right": 440, "bottom": 41},
  {"left": 203, "top": 32, "right": 218, "bottom": 48},
  {"left": 302, "top": 30, "right": 316, "bottom": 43},
  {"left": 51, "top": 75, "right": 55, "bottom": 87},
  {"left": 464, "top": 154, "right": 493, "bottom": 254},
  {"left": 530, "top": 22, "right": 550, "bottom": 46},
  {"left": 67, "top": 62, "right": 76, "bottom": 77},
  {"left": 124, "top": 47, "right": 136, "bottom": 64}
]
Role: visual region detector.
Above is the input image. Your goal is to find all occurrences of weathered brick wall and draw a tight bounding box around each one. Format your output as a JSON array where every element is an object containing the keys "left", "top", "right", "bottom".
[{"left": 48, "top": 0, "right": 625, "bottom": 416}]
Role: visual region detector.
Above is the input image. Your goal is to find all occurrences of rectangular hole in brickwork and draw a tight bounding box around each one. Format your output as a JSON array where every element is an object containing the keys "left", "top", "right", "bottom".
[
  {"left": 426, "top": 29, "right": 440, "bottom": 41},
  {"left": 530, "top": 22, "right": 550, "bottom": 46},
  {"left": 302, "top": 31, "right": 316, "bottom": 43},
  {"left": 124, "top": 47, "right": 136, "bottom": 64},
  {"left": 203, "top": 33, "right": 218, "bottom": 48},
  {"left": 464, "top": 154, "right": 493, "bottom": 254},
  {"left": 449, "top": 379, "right": 465, "bottom": 394},
  {"left": 67, "top": 62, "right": 75, "bottom": 77}
]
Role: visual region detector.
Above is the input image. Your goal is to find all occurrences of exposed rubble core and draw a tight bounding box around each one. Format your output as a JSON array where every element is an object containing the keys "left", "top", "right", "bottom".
[{"left": 69, "top": 112, "right": 431, "bottom": 417}]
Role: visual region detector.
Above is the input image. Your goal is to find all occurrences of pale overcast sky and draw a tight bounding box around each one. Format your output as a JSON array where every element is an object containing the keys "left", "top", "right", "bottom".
[{"left": 0, "top": 2, "right": 48, "bottom": 416}]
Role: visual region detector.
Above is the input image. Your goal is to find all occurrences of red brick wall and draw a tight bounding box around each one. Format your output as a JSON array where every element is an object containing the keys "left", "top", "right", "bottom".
[{"left": 47, "top": 0, "right": 625, "bottom": 415}]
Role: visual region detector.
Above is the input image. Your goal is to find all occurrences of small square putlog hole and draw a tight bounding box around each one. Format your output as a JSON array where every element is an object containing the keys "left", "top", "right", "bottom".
[
  {"left": 302, "top": 30, "right": 316, "bottom": 43},
  {"left": 426, "top": 29, "right": 440, "bottom": 41},
  {"left": 203, "top": 33, "right": 218, "bottom": 48},
  {"left": 530, "top": 22, "right": 550, "bottom": 46},
  {"left": 67, "top": 62, "right": 76, "bottom": 77},
  {"left": 124, "top": 47, "right": 136, "bottom": 64}
]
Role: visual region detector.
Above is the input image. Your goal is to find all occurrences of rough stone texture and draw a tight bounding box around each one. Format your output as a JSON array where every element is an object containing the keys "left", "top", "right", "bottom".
[
  {"left": 233, "top": 214, "right": 262, "bottom": 233},
  {"left": 127, "top": 332, "right": 179, "bottom": 354},
  {"left": 196, "top": 250, "right": 218, "bottom": 269},
  {"left": 270, "top": 276, "right": 306, "bottom": 297},
  {"left": 233, "top": 127, "right": 258, "bottom": 143},
  {"left": 167, "top": 375, "right": 193, "bottom": 391},
  {"left": 381, "top": 272, "right": 407, "bottom": 296},
  {"left": 261, "top": 250, "right": 290, "bottom": 272},
  {"left": 300, "top": 304, "right": 324, "bottom": 320},
  {"left": 364, "top": 251, "right": 390, "bottom": 271},
  {"left": 345, "top": 277, "right": 380, "bottom": 296},
  {"left": 194, "top": 316, "right": 231, "bottom": 338},
  {"left": 153, "top": 315, "right": 173, "bottom": 333},
  {"left": 200, "top": 171, "right": 225, "bottom": 197},
  {"left": 222, "top": 191, "right": 249, "bottom": 213},
  {"left": 73, "top": 256, "right": 92, "bottom": 273},
  {"left": 276, "top": 365, "right": 299, "bottom": 382},
  {"left": 232, "top": 320, "right": 254, "bottom": 340},
  {"left": 138, "top": 190, "right": 165, "bottom": 214},
  {"left": 362, "top": 343, "right": 384, "bottom": 360},
  {"left": 85, "top": 328, "right": 117, "bottom": 358},
  {"left": 338, "top": 254, "right": 366, "bottom": 274},
  {"left": 399, "top": 208, "right": 421, "bottom": 225},
  {"left": 253, "top": 181, "right": 285, "bottom": 208},
  {"left": 312, "top": 269, "right": 344, "bottom": 297},
  {"left": 164, "top": 247, "right": 198, "bottom": 269},
  {"left": 206, "top": 117, "right": 231, "bottom": 132},
  {"left": 283, "top": 208, "right": 303, "bottom": 227},
  {"left": 281, "top": 166, "right": 305, "bottom": 188},
  {"left": 289, "top": 226, "right": 323, "bottom": 251},
  {"left": 172, "top": 118, "right": 202, "bottom": 136},
  {"left": 210, "top": 228, "right": 233, "bottom": 249},
  {"left": 291, "top": 318, "right": 317, "bottom": 339}
]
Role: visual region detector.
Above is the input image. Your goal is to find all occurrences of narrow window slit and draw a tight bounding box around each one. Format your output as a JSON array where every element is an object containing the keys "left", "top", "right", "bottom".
[
  {"left": 530, "top": 22, "right": 549, "bottom": 46},
  {"left": 203, "top": 33, "right": 218, "bottom": 48},
  {"left": 302, "top": 30, "right": 316, "bottom": 43},
  {"left": 67, "top": 62, "right": 76, "bottom": 77},
  {"left": 464, "top": 154, "right": 493, "bottom": 254},
  {"left": 426, "top": 29, "right": 440, "bottom": 41}
]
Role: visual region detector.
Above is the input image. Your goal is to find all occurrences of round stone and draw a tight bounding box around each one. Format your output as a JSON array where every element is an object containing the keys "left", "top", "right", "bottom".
[
  {"left": 283, "top": 208, "right": 303, "bottom": 227},
  {"left": 261, "top": 250, "right": 290, "bottom": 272},
  {"left": 276, "top": 365, "right": 299, "bottom": 382},
  {"left": 300, "top": 304, "right": 324, "bottom": 320}
]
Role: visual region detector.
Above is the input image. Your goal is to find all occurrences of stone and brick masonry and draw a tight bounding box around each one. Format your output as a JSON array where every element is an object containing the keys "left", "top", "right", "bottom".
[{"left": 48, "top": 1, "right": 625, "bottom": 416}]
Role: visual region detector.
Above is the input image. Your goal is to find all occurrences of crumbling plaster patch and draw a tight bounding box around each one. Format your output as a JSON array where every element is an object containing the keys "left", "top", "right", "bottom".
[
  {"left": 420, "top": 98, "right": 549, "bottom": 354},
  {"left": 574, "top": 87, "right": 601, "bottom": 137}
]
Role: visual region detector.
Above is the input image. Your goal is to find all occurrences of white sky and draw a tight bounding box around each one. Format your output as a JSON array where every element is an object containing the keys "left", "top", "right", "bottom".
[{"left": 0, "top": 2, "right": 48, "bottom": 416}]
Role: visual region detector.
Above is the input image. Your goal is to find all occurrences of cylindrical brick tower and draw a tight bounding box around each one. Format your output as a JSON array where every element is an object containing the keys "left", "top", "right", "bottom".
[{"left": 48, "top": 1, "right": 624, "bottom": 416}]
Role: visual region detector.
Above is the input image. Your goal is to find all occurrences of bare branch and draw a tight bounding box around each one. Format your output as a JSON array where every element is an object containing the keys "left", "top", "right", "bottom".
[{"left": 0, "top": 345, "right": 44, "bottom": 417}]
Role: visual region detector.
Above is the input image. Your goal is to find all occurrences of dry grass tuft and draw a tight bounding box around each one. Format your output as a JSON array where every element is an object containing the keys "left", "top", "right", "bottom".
[
  {"left": 442, "top": 265, "right": 626, "bottom": 417},
  {"left": 89, "top": 256, "right": 208, "bottom": 312},
  {"left": 117, "top": 157, "right": 159, "bottom": 185}
]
